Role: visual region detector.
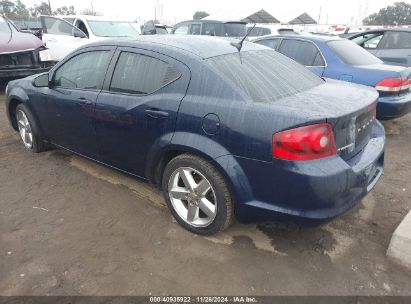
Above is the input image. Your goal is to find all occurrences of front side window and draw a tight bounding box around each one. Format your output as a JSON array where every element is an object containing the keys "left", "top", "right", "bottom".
[
  {"left": 173, "top": 23, "right": 189, "bottom": 35},
  {"left": 189, "top": 24, "right": 201, "bottom": 35},
  {"left": 363, "top": 35, "right": 383, "bottom": 49},
  {"left": 110, "top": 52, "right": 181, "bottom": 95},
  {"left": 279, "top": 40, "right": 323, "bottom": 66},
  {"left": 53, "top": 51, "right": 110, "bottom": 89},
  {"left": 202, "top": 23, "right": 223, "bottom": 36},
  {"left": 42, "top": 16, "right": 77, "bottom": 36}
]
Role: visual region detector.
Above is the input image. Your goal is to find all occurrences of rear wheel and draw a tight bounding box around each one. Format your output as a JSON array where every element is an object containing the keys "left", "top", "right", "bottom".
[
  {"left": 162, "top": 154, "right": 234, "bottom": 235},
  {"left": 15, "top": 104, "right": 46, "bottom": 153}
]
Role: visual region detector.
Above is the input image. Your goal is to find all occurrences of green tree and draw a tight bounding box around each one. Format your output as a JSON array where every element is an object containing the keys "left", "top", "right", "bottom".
[
  {"left": 80, "top": 8, "right": 101, "bottom": 16},
  {"left": 30, "top": 1, "right": 52, "bottom": 17},
  {"left": 363, "top": 2, "right": 411, "bottom": 25},
  {"left": 14, "top": 0, "right": 29, "bottom": 18},
  {"left": 54, "top": 5, "right": 76, "bottom": 16},
  {"left": 0, "top": 0, "right": 16, "bottom": 17},
  {"left": 193, "top": 11, "right": 209, "bottom": 20}
]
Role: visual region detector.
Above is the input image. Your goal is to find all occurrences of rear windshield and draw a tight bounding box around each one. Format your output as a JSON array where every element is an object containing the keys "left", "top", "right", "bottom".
[
  {"left": 328, "top": 40, "right": 382, "bottom": 65},
  {"left": 207, "top": 50, "right": 323, "bottom": 102}
]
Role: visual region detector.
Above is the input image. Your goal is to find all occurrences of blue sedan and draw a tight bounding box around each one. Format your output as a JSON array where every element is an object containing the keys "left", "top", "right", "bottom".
[
  {"left": 252, "top": 35, "right": 411, "bottom": 120},
  {"left": 5, "top": 36, "right": 385, "bottom": 235}
]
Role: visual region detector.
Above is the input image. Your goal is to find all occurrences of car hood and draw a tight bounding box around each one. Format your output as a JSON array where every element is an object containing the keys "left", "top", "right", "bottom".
[{"left": 0, "top": 31, "right": 43, "bottom": 53}]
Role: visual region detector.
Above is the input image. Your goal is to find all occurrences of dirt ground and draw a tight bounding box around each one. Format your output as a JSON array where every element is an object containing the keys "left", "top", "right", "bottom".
[{"left": 0, "top": 91, "right": 410, "bottom": 296}]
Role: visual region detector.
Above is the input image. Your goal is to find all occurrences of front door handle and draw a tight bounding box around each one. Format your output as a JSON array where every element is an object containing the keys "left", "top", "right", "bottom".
[
  {"left": 145, "top": 109, "right": 169, "bottom": 119},
  {"left": 77, "top": 97, "right": 93, "bottom": 105}
]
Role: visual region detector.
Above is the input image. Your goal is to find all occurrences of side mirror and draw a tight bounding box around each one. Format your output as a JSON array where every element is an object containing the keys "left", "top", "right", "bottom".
[
  {"left": 32, "top": 73, "right": 50, "bottom": 88},
  {"left": 74, "top": 29, "right": 87, "bottom": 38}
]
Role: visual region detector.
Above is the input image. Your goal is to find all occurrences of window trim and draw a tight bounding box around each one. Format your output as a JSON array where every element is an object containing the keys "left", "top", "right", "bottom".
[
  {"left": 50, "top": 49, "right": 113, "bottom": 92},
  {"left": 277, "top": 38, "right": 327, "bottom": 68},
  {"left": 106, "top": 50, "right": 182, "bottom": 97}
]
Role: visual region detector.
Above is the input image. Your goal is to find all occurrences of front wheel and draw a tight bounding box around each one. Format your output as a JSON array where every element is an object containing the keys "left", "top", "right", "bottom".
[
  {"left": 162, "top": 154, "right": 234, "bottom": 235},
  {"left": 15, "top": 104, "right": 46, "bottom": 153}
]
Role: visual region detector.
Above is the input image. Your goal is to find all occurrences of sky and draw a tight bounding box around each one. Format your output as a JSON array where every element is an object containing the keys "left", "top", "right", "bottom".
[{"left": 22, "top": 0, "right": 406, "bottom": 25}]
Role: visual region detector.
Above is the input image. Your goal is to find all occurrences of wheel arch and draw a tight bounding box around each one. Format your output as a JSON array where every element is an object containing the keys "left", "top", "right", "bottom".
[{"left": 146, "top": 134, "right": 254, "bottom": 209}]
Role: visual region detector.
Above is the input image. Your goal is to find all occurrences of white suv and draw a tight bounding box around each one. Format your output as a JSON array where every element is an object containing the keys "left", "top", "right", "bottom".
[{"left": 40, "top": 15, "right": 141, "bottom": 61}]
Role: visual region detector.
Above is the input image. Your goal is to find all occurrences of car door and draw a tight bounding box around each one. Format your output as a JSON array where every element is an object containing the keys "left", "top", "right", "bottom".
[
  {"left": 94, "top": 48, "right": 190, "bottom": 177},
  {"left": 277, "top": 39, "right": 326, "bottom": 76},
  {"left": 40, "top": 16, "right": 89, "bottom": 61},
  {"left": 375, "top": 31, "right": 411, "bottom": 67},
  {"left": 38, "top": 47, "right": 115, "bottom": 158}
]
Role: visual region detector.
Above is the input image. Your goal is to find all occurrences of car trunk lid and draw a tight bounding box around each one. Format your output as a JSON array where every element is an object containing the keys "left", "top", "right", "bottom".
[{"left": 266, "top": 79, "right": 379, "bottom": 161}]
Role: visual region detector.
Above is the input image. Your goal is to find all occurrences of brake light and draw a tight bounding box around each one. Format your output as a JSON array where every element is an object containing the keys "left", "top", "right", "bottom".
[
  {"left": 272, "top": 123, "right": 337, "bottom": 161},
  {"left": 375, "top": 78, "right": 411, "bottom": 93}
]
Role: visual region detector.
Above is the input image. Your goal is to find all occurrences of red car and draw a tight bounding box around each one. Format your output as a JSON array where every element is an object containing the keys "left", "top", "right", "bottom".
[{"left": 0, "top": 16, "right": 54, "bottom": 80}]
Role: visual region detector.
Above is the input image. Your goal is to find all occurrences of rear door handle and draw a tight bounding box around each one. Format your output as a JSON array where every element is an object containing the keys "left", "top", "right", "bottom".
[{"left": 145, "top": 109, "right": 169, "bottom": 119}]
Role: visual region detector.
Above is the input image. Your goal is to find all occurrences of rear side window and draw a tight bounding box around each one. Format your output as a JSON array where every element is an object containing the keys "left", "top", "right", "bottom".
[
  {"left": 54, "top": 51, "right": 110, "bottom": 90},
  {"left": 110, "top": 52, "right": 181, "bottom": 95},
  {"left": 255, "top": 39, "right": 281, "bottom": 50},
  {"left": 278, "top": 39, "right": 323, "bottom": 66},
  {"left": 380, "top": 32, "right": 411, "bottom": 49},
  {"left": 328, "top": 40, "right": 382, "bottom": 65},
  {"left": 207, "top": 50, "right": 323, "bottom": 102}
]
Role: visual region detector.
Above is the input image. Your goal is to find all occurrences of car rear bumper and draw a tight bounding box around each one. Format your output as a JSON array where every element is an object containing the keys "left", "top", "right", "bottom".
[
  {"left": 377, "top": 93, "right": 411, "bottom": 120},
  {"left": 216, "top": 121, "right": 385, "bottom": 224}
]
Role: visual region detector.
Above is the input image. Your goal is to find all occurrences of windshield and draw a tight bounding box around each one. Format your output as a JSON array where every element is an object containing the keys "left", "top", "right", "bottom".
[
  {"left": 223, "top": 23, "right": 246, "bottom": 37},
  {"left": 87, "top": 20, "right": 140, "bottom": 37},
  {"left": 328, "top": 40, "right": 382, "bottom": 65},
  {"left": 207, "top": 50, "right": 323, "bottom": 102},
  {"left": 0, "top": 16, "right": 15, "bottom": 33}
]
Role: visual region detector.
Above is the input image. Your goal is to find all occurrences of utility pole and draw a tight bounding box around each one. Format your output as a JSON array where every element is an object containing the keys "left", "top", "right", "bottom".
[
  {"left": 91, "top": 1, "right": 94, "bottom": 14},
  {"left": 317, "top": 6, "right": 322, "bottom": 24},
  {"left": 48, "top": 0, "right": 52, "bottom": 15}
]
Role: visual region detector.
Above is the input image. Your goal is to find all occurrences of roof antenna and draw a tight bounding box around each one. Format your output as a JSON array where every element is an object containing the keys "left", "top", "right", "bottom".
[{"left": 230, "top": 24, "right": 256, "bottom": 52}]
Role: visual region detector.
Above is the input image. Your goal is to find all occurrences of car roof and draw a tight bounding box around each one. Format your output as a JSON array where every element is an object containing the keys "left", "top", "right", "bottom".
[
  {"left": 88, "top": 35, "right": 264, "bottom": 59},
  {"left": 352, "top": 28, "right": 411, "bottom": 35},
  {"left": 62, "top": 15, "right": 134, "bottom": 22},
  {"left": 175, "top": 20, "right": 246, "bottom": 25},
  {"left": 252, "top": 33, "right": 342, "bottom": 43}
]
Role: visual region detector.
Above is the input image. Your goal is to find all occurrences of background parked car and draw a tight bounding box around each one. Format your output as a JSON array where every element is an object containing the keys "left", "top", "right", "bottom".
[
  {"left": 171, "top": 20, "right": 246, "bottom": 37},
  {"left": 141, "top": 21, "right": 169, "bottom": 35},
  {"left": 348, "top": 29, "right": 411, "bottom": 67},
  {"left": 5, "top": 36, "right": 384, "bottom": 235},
  {"left": 40, "top": 15, "right": 140, "bottom": 61},
  {"left": 0, "top": 15, "right": 54, "bottom": 81},
  {"left": 253, "top": 34, "right": 411, "bottom": 120}
]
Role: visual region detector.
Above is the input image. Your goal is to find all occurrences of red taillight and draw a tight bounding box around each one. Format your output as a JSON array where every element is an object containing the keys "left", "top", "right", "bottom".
[
  {"left": 272, "top": 123, "right": 337, "bottom": 161},
  {"left": 376, "top": 78, "right": 411, "bottom": 93}
]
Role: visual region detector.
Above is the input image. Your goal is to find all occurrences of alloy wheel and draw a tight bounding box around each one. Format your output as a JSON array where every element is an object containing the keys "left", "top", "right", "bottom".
[
  {"left": 168, "top": 167, "right": 217, "bottom": 227},
  {"left": 16, "top": 110, "right": 33, "bottom": 149}
]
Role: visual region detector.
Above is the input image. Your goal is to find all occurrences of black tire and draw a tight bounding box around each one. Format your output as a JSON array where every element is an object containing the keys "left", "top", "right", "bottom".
[
  {"left": 15, "top": 104, "right": 46, "bottom": 153},
  {"left": 162, "top": 153, "right": 234, "bottom": 235}
]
